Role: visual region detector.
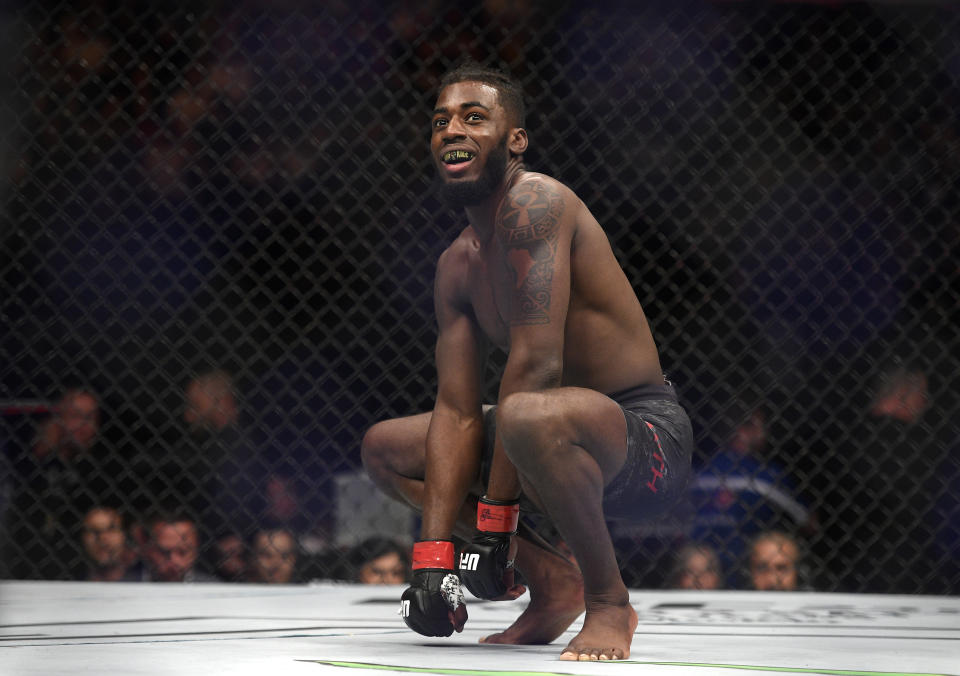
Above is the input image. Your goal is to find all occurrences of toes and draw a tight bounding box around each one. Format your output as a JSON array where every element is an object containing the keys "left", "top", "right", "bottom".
[{"left": 561, "top": 647, "right": 624, "bottom": 661}]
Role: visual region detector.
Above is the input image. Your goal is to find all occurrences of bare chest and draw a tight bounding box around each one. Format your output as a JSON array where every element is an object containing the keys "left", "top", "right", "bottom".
[{"left": 466, "top": 244, "right": 512, "bottom": 350}]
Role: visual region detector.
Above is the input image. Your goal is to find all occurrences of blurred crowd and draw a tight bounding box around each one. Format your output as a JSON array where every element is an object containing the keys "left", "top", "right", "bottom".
[
  {"left": 2, "top": 357, "right": 955, "bottom": 593},
  {"left": 0, "top": 376, "right": 413, "bottom": 585}
]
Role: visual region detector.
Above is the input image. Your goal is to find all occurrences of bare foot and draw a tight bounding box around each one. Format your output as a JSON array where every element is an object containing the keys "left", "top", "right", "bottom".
[
  {"left": 559, "top": 601, "right": 638, "bottom": 661},
  {"left": 479, "top": 539, "right": 584, "bottom": 645}
]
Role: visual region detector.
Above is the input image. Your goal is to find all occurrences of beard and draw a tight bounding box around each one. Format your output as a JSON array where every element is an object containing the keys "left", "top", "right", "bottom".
[{"left": 437, "top": 136, "right": 509, "bottom": 208}]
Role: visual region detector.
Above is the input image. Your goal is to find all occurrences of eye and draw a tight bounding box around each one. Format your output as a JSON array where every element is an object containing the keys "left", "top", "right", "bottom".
[
  {"left": 433, "top": 117, "right": 448, "bottom": 129},
  {"left": 466, "top": 112, "right": 483, "bottom": 122}
]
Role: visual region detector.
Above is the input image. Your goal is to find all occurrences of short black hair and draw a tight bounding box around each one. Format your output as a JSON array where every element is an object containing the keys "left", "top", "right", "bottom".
[
  {"left": 439, "top": 62, "right": 526, "bottom": 128},
  {"left": 346, "top": 536, "right": 410, "bottom": 581}
]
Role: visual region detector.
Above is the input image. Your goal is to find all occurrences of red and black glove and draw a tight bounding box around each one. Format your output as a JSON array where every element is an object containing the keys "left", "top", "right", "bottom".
[
  {"left": 458, "top": 496, "right": 521, "bottom": 600},
  {"left": 400, "top": 540, "right": 468, "bottom": 637}
]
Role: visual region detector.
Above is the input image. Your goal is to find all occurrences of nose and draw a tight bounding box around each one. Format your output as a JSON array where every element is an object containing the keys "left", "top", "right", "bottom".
[{"left": 442, "top": 116, "right": 467, "bottom": 140}]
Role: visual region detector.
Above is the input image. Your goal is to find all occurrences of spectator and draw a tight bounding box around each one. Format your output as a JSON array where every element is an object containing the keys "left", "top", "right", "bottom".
[
  {"left": 347, "top": 537, "right": 410, "bottom": 585},
  {"left": 77, "top": 505, "right": 141, "bottom": 581},
  {"left": 830, "top": 362, "right": 939, "bottom": 593},
  {"left": 689, "top": 404, "right": 812, "bottom": 586},
  {"left": 248, "top": 528, "right": 299, "bottom": 584},
  {"left": 210, "top": 532, "right": 247, "bottom": 582},
  {"left": 4, "top": 388, "right": 124, "bottom": 579},
  {"left": 184, "top": 370, "right": 238, "bottom": 433},
  {"left": 747, "top": 531, "right": 802, "bottom": 592},
  {"left": 137, "top": 370, "right": 259, "bottom": 553},
  {"left": 33, "top": 389, "right": 100, "bottom": 461},
  {"left": 668, "top": 543, "right": 722, "bottom": 590},
  {"left": 140, "top": 510, "right": 215, "bottom": 582},
  {"left": 183, "top": 370, "right": 261, "bottom": 536}
]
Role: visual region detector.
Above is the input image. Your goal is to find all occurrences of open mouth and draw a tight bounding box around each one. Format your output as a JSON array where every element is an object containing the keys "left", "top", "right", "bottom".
[{"left": 442, "top": 150, "right": 475, "bottom": 165}]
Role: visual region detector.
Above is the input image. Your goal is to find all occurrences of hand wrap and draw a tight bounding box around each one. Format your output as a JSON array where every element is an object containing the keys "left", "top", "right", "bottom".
[
  {"left": 399, "top": 540, "right": 467, "bottom": 637},
  {"left": 458, "top": 496, "right": 520, "bottom": 600}
]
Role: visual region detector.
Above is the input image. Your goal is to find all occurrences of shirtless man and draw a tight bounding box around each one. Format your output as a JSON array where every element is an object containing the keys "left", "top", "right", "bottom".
[{"left": 361, "top": 64, "right": 693, "bottom": 661}]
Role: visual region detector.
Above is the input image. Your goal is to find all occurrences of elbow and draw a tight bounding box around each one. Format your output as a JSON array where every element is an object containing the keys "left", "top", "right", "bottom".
[{"left": 505, "top": 353, "right": 563, "bottom": 392}]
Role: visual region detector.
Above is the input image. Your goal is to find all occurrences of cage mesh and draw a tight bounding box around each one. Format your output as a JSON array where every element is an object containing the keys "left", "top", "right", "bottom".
[{"left": 2, "top": 0, "right": 958, "bottom": 592}]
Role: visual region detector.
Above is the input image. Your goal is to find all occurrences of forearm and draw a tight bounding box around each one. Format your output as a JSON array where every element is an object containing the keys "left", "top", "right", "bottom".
[
  {"left": 485, "top": 357, "right": 562, "bottom": 502},
  {"left": 420, "top": 411, "right": 484, "bottom": 540}
]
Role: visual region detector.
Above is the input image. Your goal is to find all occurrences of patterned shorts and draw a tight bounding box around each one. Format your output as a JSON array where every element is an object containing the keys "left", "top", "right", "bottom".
[{"left": 481, "top": 383, "right": 693, "bottom": 521}]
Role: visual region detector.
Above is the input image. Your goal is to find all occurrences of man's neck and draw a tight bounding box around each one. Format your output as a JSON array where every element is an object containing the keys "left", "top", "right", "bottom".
[{"left": 464, "top": 158, "right": 526, "bottom": 243}]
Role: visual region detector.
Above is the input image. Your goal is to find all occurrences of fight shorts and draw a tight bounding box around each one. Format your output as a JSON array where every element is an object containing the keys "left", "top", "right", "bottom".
[{"left": 481, "top": 382, "right": 693, "bottom": 522}]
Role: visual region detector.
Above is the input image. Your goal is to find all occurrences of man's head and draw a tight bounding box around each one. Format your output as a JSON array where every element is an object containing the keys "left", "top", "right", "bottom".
[
  {"left": 870, "top": 364, "right": 929, "bottom": 424},
  {"left": 432, "top": 64, "right": 528, "bottom": 207},
  {"left": 730, "top": 409, "right": 767, "bottom": 456},
  {"left": 250, "top": 529, "right": 297, "bottom": 584},
  {"left": 57, "top": 389, "right": 101, "bottom": 451},
  {"left": 350, "top": 537, "right": 410, "bottom": 585},
  {"left": 212, "top": 533, "right": 247, "bottom": 582},
  {"left": 671, "top": 544, "right": 722, "bottom": 590},
  {"left": 749, "top": 531, "right": 800, "bottom": 591},
  {"left": 81, "top": 506, "right": 127, "bottom": 570},
  {"left": 184, "top": 370, "right": 237, "bottom": 432},
  {"left": 143, "top": 514, "right": 200, "bottom": 582}
]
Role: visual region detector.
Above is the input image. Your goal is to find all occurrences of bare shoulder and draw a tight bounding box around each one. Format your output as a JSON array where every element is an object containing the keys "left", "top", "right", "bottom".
[
  {"left": 438, "top": 227, "right": 475, "bottom": 270},
  {"left": 435, "top": 227, "right": 475, "bottom": 305},
  {"left": 497, "top": 172, "right": 576, "bottom": 244}
]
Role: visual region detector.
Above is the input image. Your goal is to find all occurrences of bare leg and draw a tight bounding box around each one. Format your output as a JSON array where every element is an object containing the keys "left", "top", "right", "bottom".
[
  {"left": 479, "top": 536, "right": 584, "bottom": 645},
  {"left": 362, "top": 413, "right": 478, "bottom": 540},
  {"left": 363, "top": 410, "right": 605, "bottom": 643},
  {"left": 497, "top": 388, "right": 639, "bottom": 661}
]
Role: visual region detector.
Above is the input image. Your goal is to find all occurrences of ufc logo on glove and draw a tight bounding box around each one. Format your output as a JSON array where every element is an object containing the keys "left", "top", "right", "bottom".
[{"left": 459, "top": 552, "right": 480, "bottom": 571}]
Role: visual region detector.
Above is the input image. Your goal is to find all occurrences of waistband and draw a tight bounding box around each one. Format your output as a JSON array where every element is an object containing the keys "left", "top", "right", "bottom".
[{"left": 606, "top": 382, "right": 678, "bottom": 404}]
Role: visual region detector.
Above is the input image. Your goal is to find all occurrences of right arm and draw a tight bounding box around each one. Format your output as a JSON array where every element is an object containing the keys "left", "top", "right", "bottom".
[{"left": 419, "top": 245, "right": 486, "bottom": 541}]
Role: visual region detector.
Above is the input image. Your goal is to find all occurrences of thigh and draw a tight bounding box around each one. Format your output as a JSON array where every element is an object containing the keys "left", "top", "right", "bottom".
[
  {"left": 365, "top": 412, "right": 432, "bottom": 479},
  {"left": 524, "top": 387, "right": 630, "bottom": 486}
]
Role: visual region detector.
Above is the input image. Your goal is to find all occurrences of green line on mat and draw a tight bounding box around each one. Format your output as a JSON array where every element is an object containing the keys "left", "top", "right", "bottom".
[
  {"left": 297, "top": 661, "right": 579, "bottom": 676},
  {"left": 299, "top": 659, "right": 955, "bottom": 676},
  {"left": 624, "top": 662, "right": 955, "bottom": 676}
]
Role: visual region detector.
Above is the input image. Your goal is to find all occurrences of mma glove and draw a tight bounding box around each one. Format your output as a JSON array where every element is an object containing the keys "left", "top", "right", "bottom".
[
  {"left": 458, "top": 496, "right": 521, "bottom": 600},
  {"left": 400, "top": 540, "right": 468, "bottom": 637}
]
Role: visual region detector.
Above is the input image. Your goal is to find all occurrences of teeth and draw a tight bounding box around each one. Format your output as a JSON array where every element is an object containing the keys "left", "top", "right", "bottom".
[{"left": 443, "top": 150, "right": 474, "bottom": 164}]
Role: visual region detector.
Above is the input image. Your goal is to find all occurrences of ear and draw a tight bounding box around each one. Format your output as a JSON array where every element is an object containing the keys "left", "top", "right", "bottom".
[{"left": 508, "top": 127, "right": 528, "bottom": 156}]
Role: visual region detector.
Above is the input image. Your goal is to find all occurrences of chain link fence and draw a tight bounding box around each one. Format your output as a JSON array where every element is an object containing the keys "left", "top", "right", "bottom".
[{"left": 2, "top": 0, "right": 958, "bottom": 592}]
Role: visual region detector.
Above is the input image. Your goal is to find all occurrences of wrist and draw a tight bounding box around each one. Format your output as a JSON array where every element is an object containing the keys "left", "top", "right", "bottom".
[
  {"left": 476, "top": 496, "right": 520, "bottom": 535},
  {"left": 412, "top": 539, "right": 455, "bottom": 570}
]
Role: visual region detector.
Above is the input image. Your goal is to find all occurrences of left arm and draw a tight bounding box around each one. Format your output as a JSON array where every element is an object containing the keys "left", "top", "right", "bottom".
[{"left": 485, "top": 177, "right": 574, "bottom": 501}]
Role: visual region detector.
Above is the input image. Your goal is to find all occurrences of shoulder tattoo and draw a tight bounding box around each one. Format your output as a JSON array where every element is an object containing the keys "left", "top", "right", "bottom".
[{"left": 496, "top": 181, "right": 565, "bottom": 326}]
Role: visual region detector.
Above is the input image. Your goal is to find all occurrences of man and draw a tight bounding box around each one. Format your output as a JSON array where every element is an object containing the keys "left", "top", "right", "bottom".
[
  {"left": 249, "top": 528, "right": 298, "bottom": 584},
  {"left": 184, "top": 370, "right": 238, "bottom": 432},
  {"left": 747, "top": 531, "right": 800, "bottom": 591},
  {"left": 33, "top": 389, "right": 101, "bottom": 460},
  {"left": 361, "top": 64, "right": 693, "bottom": 661},
  {"left": 78, "top": 505, "right": 140, "bottom": 581},
  {"left": 349, "top": 537, "right": 410, "bottom": 585},
  {"left": 5, "top": 388, "right": 110, "bottom": 579},
  {"left": 689, "top": 405, "right": 812, "bottom": 587},
  {"left": 141, "top": 511, "right": 214, "bottom": 582},
  {"left": 669, "top": 544, "right": 722, "bottom": 591}
]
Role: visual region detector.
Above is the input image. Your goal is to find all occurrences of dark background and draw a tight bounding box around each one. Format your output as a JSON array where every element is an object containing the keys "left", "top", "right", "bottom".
[{"left": 2, "top": 0, "right": 958, "bottom": 591}]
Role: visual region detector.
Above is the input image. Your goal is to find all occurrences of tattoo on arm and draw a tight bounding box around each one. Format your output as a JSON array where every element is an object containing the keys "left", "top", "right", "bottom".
[{"left": 496, "top": 181, "right": 565, "bottom": 326}]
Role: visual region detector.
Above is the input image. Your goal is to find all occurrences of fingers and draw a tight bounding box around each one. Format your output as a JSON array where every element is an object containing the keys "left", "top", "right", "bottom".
[
  {"left": 449, "top": 605, "right": 468, "bottom": 632},
  {"left": 490, "top": 584, "right": 527, "bottom": 601}
]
